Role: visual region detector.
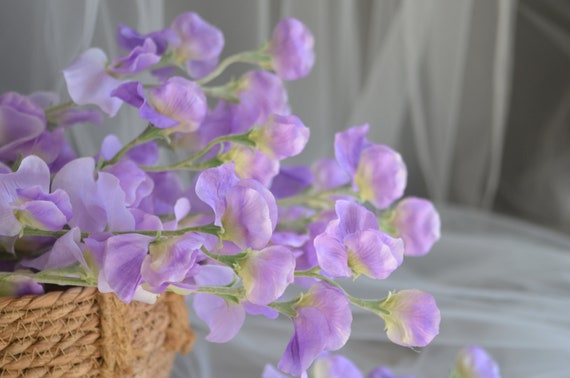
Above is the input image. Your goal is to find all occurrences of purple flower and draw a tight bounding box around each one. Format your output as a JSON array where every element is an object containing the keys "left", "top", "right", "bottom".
[
  {"left": 63, "top": 48, "right": 124, "bottom": 116},
  {"left": 229, "top": 71, "right": 290, "bottom": 134},
  {"left": 193, "top": 293, "right": 246, "bottom": 343},
  {"left": 454, "top": 346, "right": 501, "bottom": 378},
  {"left": 367, "top": 367, "right": 414, "bottom": 378},
  {"left": 311, "top": 158, "right": 350, "bottom": 191},
  {"left": 379, "top": 290, "right": 440, "bottom": 347},
  {"left": 116, "top": 23, "right": 173, "bottom": 55},
  {"left": 249, "top": 114, "right": 310, "bottom": 160},
  {"left": 170, "top": 12, "right": 224, "bottom": 78},
  {"left": 85, "top": 233, "right": 154, "bottom": 303},
  {"left": 334, "top": 125, "right": 407, "bottom": 209},
  {"left": 52, "top": 157, "right": 134, "bottom": 232},
  {"left": 103, "top": 159, "right": 154, "bottom": 208},
  {"left": 278, "top": 282, "right": 352, "bottom": 376},
  {"left": 270, "top": 165, "right": 313, "bottom": 199},
  {"left": 195, "top": 164, "right": 278, "bottom": 249},
  {"left": 387, "top": 197, "right": 441, "bottom": 257},
  {"left": 99, "top": 134, "right": 158, "bottom": 166},
  {"left": 0, "top": 156, "right": 71, "bottom": 237},
  {"left": 236, "top": 245, "right": 295, "bottom": 305},
  {"left": 0, "top": 275, "right": 44, "bottom": 296},
  {"left": 141, "top": 234, "right": 202, "bottom": 293},
  {"left": 354, "top": 145, "right": 407, "bottom": 209},
  {"left": 0, "top": 92, "right": 46, "bottom": 163},
  {"left": 314, "top": 200, "right": 404, "bottom": 279},
  {"left": 269, "top": 18, "right": 315, "bottom": 81},
  {"left": 109, "top": 38, "right": 161, "bottom": 74},
  {"left": 112, "top": 77, "right": 207, "bottom": 132},
  {"left": 221, "top": 144, "right": 279, "bottom": 187},
  {"left": 20, "top": 227, "right": 85, "bottom": 270},
  {"left": 312, "top": 354, "right": 363, "bottom": 378}
]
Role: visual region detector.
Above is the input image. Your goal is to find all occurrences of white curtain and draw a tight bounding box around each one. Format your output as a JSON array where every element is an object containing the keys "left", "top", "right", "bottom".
[{"left": 1, "top": 1, "right": 569, "bottom": 377}]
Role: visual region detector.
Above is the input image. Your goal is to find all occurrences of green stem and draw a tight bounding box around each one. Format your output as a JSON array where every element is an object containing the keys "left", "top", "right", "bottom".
[
  {"left": 101, "top": 124, "right": 164, "bottom": 168},
  {"left": 196, "top": 50, "right": 268, "bottom": 86},
  {"left": 44, "top": 101, "right": 75, "bottom": 115},
  {"left": 277, "top": 186, "right": 357, "bottom": 209}
]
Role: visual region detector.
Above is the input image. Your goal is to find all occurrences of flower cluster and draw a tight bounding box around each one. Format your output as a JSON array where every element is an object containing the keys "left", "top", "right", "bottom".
[{"left": 0, "top": 12, "right": 443, "bottom": 376}]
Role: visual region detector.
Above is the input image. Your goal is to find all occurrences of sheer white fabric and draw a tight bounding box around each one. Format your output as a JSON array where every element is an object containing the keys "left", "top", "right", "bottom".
[{"left": 1, "top": 1, "right": 569, "bottom": 377}]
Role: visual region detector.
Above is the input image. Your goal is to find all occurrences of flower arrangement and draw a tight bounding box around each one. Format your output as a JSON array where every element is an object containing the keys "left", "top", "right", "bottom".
[{"left": 0, "top": 10, "right": 492, "bottom": 377}]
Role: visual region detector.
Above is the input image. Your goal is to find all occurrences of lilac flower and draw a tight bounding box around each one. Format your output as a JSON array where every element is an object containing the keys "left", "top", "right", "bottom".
[
  {"left": 85, "top": 232, "right": 154, "bottom": 303},
  {"left": 270, "top": 166, "right": 313, "bottom": 199},
  {"left": 52, "top": 157, "right": 134, "bottom": 232},
  {"left": 0, "top": 275, "right": 44, "bottom": 296},
  {"left": 269, "top": 18, "right": 315, "bottom": 81},
  {"left": 334, "top": 125, "right": 407, "bottom": 209},
  {"left": 109, "top": 38, "right": 161, "bottom": 74},
  {"left": 0, "top": 156, "right": 71, "bottom": 237},
  {"left": 63, "top": 48, "right": 124, "bottom": 116},
  {"left": 236, "top": 245, "right": 295, "bottom": 305},
  {"left": 278, "top": 282, "right": 352, "bottom": 376},
  {"left": 229, "top": 71, "right": 290, "bottom": 134},
  {"left": 195, "top": 164, "right": 278, "bottom": 249},
  {"left": 379, "top": 290, "right": 440, "bottom": 347},
  {"left": 116, "top": 23, "right": 173, "bottom": 55},
  {"left": 0, "top": 92, "right": 46, "bottom": 162},
  {"left": 141, "top": 233, "right": 202, "bottom": 293},
  {"left": 311, "top": 354, "right": 363, "bottom": 378},
  {"left": 367, "top": 367, "right": 414, "bottom": 378},
  {"left": 311, "top": 158, "right": 350, "bottom": 191},
  {"left": 170, "top": 12, "right": 224, "bottom": 78},
  {"left": 221, "top": 144, "right": 279, "bottom": 187},
  {"left": 193, "top": 293, "right": 246, "bottom": 343},
  {"left": 112, "top": 77, "right": 207, "bottom": 132},
  {"left": 314, "top": 200, "right": 404, "bottom": 279},
  {"left": 354, "top": 145, "right": 407, "bottom": 209},
  {"left": 454, "top": 346, "right": 501, "bottom": 378},
  {"left": 249, "top": 114, "right": 310, "bottom": 160},
  {"left": 386, "top": 197, "right": 441, "bottom": 257}
]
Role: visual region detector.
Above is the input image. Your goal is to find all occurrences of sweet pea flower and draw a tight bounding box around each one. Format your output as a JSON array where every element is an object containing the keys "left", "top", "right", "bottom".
[
  {"left": 379, "top": 290, "right": 440, "bottom": 347},
  {"left": 195, "top": 164, "right": 278, "bottom": 249},
  {"left": 112, "top": 77, "right": 207, "bottom": 133},
  {"left": 20, "top": 227, "right": 86, "bottom": 271},
  {"left": 220, "top": 144, "right": 279, "bottom": 187},
  {"left": 236, "top": 245, "right": 295, "bottom": 305},
  {"left": 193, "top": 293, "right": 246, "bottom": 343},
  {"left": 116, "top": 23, "right": 174, "bottom": 54},
  {"left": 453, "top": 346, "right": 501, "bottom": 378},
  {"left": 278, "top": 282, "right": 352, "bottom": 377},
  {"left": 0, "top": 156, "right": 72, "bottom": 237},
  {"left": 385, "top": 197, "right": 441, "bottom": 257},
  {"left": 109, "top": 38, "right": 161, "bottom": 74},
  {"left": 334, "top": 125, "right": 407, "bottom": 209},
  {"left": 311, "top": 353, "right": 363, "bottom": 378},
  {"left": 170, "top": 12, "right": 224, "bottom": 78},
  {"left": 63, "top": 48, "right": 124, "bottom": 116},
  {"left": 367, "top": 367, "right": 414, "bottom": 378},
  {"left": 84, "top": 232, "right": 154, "bottom": 303},
  {"left": 270, "top": 165, "right": 313, "bottom": 199},
  {"left": 311, "top": 158, "right": 350, "bottom": 191},
  {"left": 269, "top": 18, "right": 315, "bottom": 80},
  {"left": 314, "top": 200, "right": 404, "bottom": 279},
  {"left": 103, "top": 159, "right": 154, "bottom": 208},
  {"left": 249, "top": 114, "right": 310, "bottom": 160}
]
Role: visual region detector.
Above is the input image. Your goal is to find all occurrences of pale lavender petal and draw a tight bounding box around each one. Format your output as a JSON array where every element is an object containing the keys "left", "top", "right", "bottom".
[
  {"left": 335, "top": 200, "right": 379, "bottom": 237},
  {"left": 17, "top": 199, "right": 69, "bottom": 231},
  {"left": 312, "top": 354, "right": 363, "bottom": 378},
  {"left": 262, "top": 364, "right": 291, "bottom": 378},
  {"left": 391, "top": 197, "right": 441, "bottom": 257},
  {"left": 130, "top": 208, "right": 163, "bottom": 231},
  {"left": 367, "top": 367, "right": 414, "bottom": 378},
  {"left": 170, "top": 12, "right": 224, "bottom": 66},
  {"left": 116, "top": 23, "right": 172, "bottom": 54},
  {"left": 314, "top": 232, "right": 351, "bottom": 278},
  {"left": 193, "top": 264, "right": 236, "bottom": 287},
  {"left": 344, "top": 230, "right": 404, "bottom": 279},
  {"left": 193, "top": 293, "right": 245, "bottom": 343},
  {"left": 195, "top": 164, "right": 240, "bottom": 226},
  {"left": 21, "top": 227, "right": 85, "bottom": 270},
  {"left": 242, "top": 301, "right": 279, "bottom": 319},
  {"left": 95, "top": 172, "right": 135, "bottom": 231},
  {"left": 186, "top": 57, "right": 219, "bottom": 79},
  {"left": 110, "top": 38, "right": 161, "bottom": 74},
  {"left": 380, "top": 290, "right": 440, "bottom": 347},
  {"left": 238, "top": 245, "right": 295, "bottom": 305},
  {"left": 128, "top": 141, "right": 159, "bottom": 166},
  {"left": 224, "top": 144, "right": 279, "bottom": 187},
  {"left": 278, "top": 306, "right": 329, "bottom": 377},
  {"left": 144, "top": 171, "right": 185, "bottom": 215},
  {"left": 355, "top": 145, "right": 407, "bottom": 210},
  {"left": 250, "top": 114, "right": 310, "bottom": 160},
  {"left": 270, "top": 165, "right": 313, "bottom": 199},
  {"left": 103, "top": 159, "right": 154, "bottom": 207},
  {"left": 455, "top": 346, "right": 501, "bottom": 378},
  {"left": 334, "top": 124, "right": 370, "bottom": 177},
  {"left": 312, "top": 158, "right": 350, "bottom": 190},
  {"left": 63, "top": 48, "right": 123, "bottom": 116},
  {"left": 270, "top": 18, "right": 315, "bottom": 81}
]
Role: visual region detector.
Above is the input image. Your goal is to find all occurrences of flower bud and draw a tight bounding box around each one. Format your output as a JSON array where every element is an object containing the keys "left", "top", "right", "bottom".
[{"left": 269, "top": 18, "right": 315, "bottom": 80}]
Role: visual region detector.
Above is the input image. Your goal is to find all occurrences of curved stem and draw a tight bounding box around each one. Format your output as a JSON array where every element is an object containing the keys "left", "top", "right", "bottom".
[
  {"left": 101, "top": 124, "right": 164, "bottom": 168},
  {"left": 196, "top": 50, "right": 267, "bottom": 86}
]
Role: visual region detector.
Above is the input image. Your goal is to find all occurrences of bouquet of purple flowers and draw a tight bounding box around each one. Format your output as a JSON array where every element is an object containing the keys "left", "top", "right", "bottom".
[{"left": 0, "top": 11, "right": 448, "bottom": 377}]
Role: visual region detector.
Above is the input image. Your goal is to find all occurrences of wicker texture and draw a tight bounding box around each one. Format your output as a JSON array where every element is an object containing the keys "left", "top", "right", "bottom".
[{"left": 0, "top": 287, "right": 194, "bottom": 377}]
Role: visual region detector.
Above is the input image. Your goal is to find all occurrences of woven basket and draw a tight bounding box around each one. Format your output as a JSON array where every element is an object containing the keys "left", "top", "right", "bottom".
[{"left": 0, "top": 286, "right": 195, "bottom": 377}]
